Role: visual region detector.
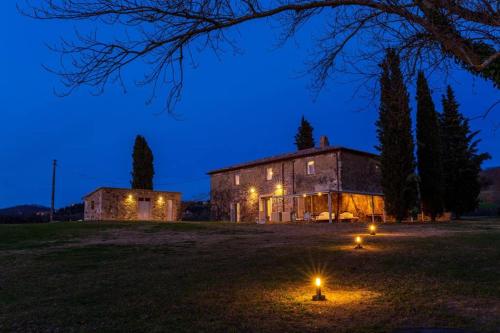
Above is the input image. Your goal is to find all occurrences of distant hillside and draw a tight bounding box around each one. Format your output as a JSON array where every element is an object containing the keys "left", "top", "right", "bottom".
[
  {"left": 478, "top": 167, "right": 500, "bottom": 216},
  {"left": 0, "top": 204, "right": 50, "bottom": 224},
  {"left": 0, "top": 204, "right": 50, "bottom": 217},
  {"left": 0, "top": 203, "right": 84, "bottom": 224}
]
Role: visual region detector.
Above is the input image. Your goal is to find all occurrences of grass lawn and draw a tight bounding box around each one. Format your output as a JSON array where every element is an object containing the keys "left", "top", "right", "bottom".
[{"left": 1, "top": 219, "right": 499, "bottom": 332}]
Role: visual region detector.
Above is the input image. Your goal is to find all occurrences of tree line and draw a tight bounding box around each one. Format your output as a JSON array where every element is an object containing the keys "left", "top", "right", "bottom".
[{"left": 378, "top": 50, "right": 490, "bottom": 221}]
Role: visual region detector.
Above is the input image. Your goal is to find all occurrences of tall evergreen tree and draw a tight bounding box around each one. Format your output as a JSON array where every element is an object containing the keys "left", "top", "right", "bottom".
[
  {"left": 294, "top": 116, "right": 315, "bottom": 150},
  {"left": 131, "top": 135, "right": 154, "bottom": 190},
  {"left": 376, "top": 49, "right": 417, "bottom": 222},
  {"left": 416, "top": 71, "right": 444, "bottom": 220},
  {"left": 441, "top": 86, "right": 490, "bottom": 218}
]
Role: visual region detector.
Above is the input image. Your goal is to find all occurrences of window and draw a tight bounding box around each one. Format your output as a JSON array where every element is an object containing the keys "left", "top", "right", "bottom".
[
  {"left": 90, "top": 201, "right": 95, "bottom": 210},
  {"left": 266, "top": 167, "right": 273, "bottom": 181},
  {"left": 234, "top": 174, "right": 240, "bottom": 185},
  {"left": 307, "top": 161, "right": 315, "bottom": 175}
]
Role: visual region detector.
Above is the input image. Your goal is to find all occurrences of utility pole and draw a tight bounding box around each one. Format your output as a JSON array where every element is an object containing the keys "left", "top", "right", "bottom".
[{"left": 50, "top": 159, "right": 57, "bottom": 222}]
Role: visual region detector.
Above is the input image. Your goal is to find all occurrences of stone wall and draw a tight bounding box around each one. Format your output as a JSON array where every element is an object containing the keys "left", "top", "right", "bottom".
[
  {"left": 294, "top": 152, "right": 341, "bottom": 193},
  {"left": 84, "top": 190, "right": 103, "bottom": 220},
  {"left": 84, "top": 188, "right": 181, "bottom": 221},
  {"left": 341, "top": 151, "right": 383, "bottom": 194}
]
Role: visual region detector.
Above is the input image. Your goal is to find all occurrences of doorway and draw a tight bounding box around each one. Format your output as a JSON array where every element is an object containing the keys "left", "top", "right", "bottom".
[
  {"left": 138, "top": 198, "right": 151, "bottom": 220},
  {"left": 296, "top": 196, "right": 305, "bottom": 220},
  {"left": 166, "top": 200, "right": 173, "bottom": 221},
  {"left": 262, "top": 198, "right": 272, "bottom": 222},
  {"left": 230, "top": 202, "right": 241, "bottom": 222},
  {"left": 236, "top": 203, "right": 241, "bottom": 222}
]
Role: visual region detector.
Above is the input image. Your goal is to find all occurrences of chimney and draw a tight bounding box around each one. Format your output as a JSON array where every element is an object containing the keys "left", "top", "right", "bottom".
[{"left": 319, "top": 135, "right": 330, "bottom": 148}]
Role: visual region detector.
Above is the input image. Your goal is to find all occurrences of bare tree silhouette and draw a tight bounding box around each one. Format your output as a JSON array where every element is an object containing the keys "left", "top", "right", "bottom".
[{"left": 21, "top": 0, "right": 499, "bottom": 111}]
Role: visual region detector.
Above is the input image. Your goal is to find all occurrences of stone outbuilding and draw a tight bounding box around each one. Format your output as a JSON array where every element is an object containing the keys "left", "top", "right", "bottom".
[{"left": 83, "top": 187, "right": 181, "bottom": 222}]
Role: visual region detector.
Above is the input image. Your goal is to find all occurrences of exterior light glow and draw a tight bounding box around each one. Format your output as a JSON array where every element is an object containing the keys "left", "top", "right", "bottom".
[
  {"left": 355, "top": 236, "right": 363, "bottom": 249},
  {"left": 318, "top": 192, "right": 322, "bottom": 197},
  {"left": 127, "top": 194, "right": 133, "bottom": 200},
  {"left": 275, "top": 184, "right": 284, "bottom": 196},
  {"left": 249, "top": 187, "right": 256, "bottom": 194},
  {"left": 369, "top": 224, "right": 377, "bottom": 235},
  {"left": 303, "top": 194, "right": 307, "bottom": 198},
  {"left": 312, "top": 276, "right": 326, "bottom": 301}
]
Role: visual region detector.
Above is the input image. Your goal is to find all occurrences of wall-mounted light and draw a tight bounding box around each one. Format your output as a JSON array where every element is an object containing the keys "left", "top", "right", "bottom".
[
  {"left": 369, "top": 224, "right": 376, "bottom": 235},
  {"left": 312, "top": 276, "right": 326, "bottom": 301},
  {"left": 275, "top": 184, "right": 284, "bottom": 196},
  {"left": 249, "top": 187, "right": 256, "bottom": 194}
]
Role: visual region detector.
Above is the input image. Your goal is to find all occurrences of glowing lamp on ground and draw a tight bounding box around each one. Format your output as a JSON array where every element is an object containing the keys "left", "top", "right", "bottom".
[
  {"left": 369, "top": 224, "right": 377, "bottom": 235},
  {"left": 355, "top": 236, "right": 363, "bottom": 249},
  {"left": 312, "top": 277, "right": 326, "bottom": 301}
]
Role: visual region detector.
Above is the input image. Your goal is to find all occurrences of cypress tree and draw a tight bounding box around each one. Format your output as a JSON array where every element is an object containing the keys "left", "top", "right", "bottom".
[
  {"left": 441, "top": 86, "right": 490, "bottom": 218},
  {"left": 131, "top": 135, "right": 154, "bottom": 190},
  {"left": 294, "top": 116, "right": 315, "bottom": 150},
  {"left": 416, "top": 71, "right": 444, "bottom": 220},
  {"left": 376, "top": 49, "right": 417, "bottom": 222}
]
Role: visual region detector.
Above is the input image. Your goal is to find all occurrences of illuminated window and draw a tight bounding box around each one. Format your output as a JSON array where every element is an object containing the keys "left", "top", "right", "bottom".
[
  {"left": 307, "top": 161, "right": 315, "bottom": 175},
  {"left": 266, "top": 167, "right": 273, "bottom": 181},
  {"left": 234, "top": 174, "right": 240, "bottom": 185}
]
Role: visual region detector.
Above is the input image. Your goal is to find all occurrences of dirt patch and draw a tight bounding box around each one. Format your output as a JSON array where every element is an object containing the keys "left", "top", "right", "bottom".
[
  {"left": 73, "top": 228, "right": 235, "bottom": 248},
  {"left": 62, "top": 220, "right": 497, "bottom": 251}
]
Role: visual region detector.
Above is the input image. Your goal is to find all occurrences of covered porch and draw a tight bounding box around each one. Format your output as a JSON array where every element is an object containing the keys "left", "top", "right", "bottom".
[{"left": 258, "top": 191, "right": 384, "bottom": 223}]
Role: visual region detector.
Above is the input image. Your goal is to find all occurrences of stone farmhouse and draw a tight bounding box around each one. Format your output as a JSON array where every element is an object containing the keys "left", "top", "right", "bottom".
[
  {"left": 84, "top": 187, "right": 181, "bottom": 222},
  {"left": 208, "top": 136, "right": 385, "bottom": 223}
]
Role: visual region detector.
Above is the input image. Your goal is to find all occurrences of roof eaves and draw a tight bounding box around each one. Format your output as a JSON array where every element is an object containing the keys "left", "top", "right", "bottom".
[{"left": 207, "top": 146, "right": 378, "bottom": 175}]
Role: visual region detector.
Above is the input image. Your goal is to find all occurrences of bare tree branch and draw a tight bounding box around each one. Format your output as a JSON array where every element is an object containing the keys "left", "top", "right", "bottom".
[{"left": 20, "top": 0, "right": 500, "bottom": 111}]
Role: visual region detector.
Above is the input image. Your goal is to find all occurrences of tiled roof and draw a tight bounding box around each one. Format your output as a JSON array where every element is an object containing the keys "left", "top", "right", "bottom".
[{"left": 207, "top": 146, "right": 378, "bottom": 175}]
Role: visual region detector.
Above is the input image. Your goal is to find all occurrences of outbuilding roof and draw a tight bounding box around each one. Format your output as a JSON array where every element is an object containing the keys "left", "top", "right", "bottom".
[
  {"left": 82, "top": 187, "right": 181, "bottom": 199},
  {"left": 207, "top": 146, "right": 379, "bottom": 175}
]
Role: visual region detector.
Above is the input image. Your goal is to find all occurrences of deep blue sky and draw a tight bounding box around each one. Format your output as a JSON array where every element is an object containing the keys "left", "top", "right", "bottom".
[{"left": 1, "top": 3, "right": 499, "bottom": 208}]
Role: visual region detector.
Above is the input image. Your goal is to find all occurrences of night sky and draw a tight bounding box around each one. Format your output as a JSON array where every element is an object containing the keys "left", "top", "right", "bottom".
[{"left": 1, "top": 2, "right": 499, "bottom": 208}]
